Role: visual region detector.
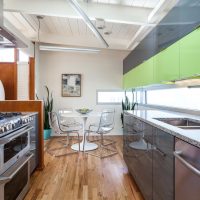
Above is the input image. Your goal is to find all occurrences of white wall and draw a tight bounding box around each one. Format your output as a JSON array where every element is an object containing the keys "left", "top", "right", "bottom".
[
  {"left": 17, "top": 62, "right": 29, "bottom": 100},
  {"left": 37, "top": 49, "right": 128, "bottom": 135}
]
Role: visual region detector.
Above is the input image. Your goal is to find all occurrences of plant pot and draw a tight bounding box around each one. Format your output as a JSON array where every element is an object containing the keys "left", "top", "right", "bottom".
[{"left": 44, "top": 129, "right": 51, "bottom": 140}]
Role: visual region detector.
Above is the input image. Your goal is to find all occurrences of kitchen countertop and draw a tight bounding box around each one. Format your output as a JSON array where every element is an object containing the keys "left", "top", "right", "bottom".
[{"left": 126, "top": 110, "right": 200, "bottom": 148}]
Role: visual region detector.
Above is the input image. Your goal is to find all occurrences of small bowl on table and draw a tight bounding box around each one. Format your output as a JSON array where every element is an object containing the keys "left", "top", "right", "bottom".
[{"left": 76, "top": 108, "right": 92, "bottom": 115}]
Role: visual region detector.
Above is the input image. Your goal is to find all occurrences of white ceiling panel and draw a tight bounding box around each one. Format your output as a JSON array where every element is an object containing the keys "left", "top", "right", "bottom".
[{"left": 83, "top": 0, "right": 162, "bottom": 8}]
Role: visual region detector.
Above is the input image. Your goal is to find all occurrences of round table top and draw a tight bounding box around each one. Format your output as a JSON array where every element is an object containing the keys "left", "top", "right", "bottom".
[{"left": 60, "top": 111, "right": 102, "bottom": 118}]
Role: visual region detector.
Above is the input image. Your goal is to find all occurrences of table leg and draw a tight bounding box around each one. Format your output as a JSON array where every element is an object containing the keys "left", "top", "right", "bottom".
[{"left": 71, "top": 116, "right": 98, "bottom": 152}]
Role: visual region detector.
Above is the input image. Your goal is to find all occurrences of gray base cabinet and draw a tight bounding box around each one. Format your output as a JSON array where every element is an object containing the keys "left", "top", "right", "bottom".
[
  {"left": 153, "top": 129, "right": 174, "bottom": 200},
  {"left": 123, "top": 113, "right": 175, "bottom": 200}
]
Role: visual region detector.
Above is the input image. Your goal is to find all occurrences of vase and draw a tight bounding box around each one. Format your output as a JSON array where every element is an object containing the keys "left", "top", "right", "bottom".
[{"left": 44, "top": 129, "right": 51, "bottom": 140}]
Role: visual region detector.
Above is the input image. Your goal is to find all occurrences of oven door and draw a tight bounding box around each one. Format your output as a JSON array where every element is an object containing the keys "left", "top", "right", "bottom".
[
  {"left": 0, "top": 126, "right": 33, "bottom": 174},
  {"left": 0, "top": 152, "right": 33, "bottom": 200}
]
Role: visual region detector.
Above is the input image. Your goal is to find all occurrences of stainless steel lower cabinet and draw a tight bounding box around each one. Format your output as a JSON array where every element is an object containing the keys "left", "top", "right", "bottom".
[
  {"left": 123, "top": 113, "right": 175, "bottom": 200},
  {"left": 153, "top": 129, "right": 174, "bottom": 200},
  {"left": 175, "top": 139, "right": 200, "bottom": 200},
  {"left": 123, "top": 113, "right": 153, "bottom": 200}
]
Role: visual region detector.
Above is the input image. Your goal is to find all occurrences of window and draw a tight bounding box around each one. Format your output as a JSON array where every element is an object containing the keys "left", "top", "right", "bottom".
[
  {"left": 0, "top": 48, "right": 15, "bottom": 62},
  {"left": 97, "top": 90, "right": 137, "bottom": 105},
  {"left": 18, "top": 50, "right": 29, "bottom": 62},
  {"left": 146, "top": 87, "right": 200, "bottom": 110}
]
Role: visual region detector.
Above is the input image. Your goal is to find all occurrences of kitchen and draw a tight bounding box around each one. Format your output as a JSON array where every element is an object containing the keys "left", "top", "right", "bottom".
[{"left": 0, "top": 0, "right": 200, "bottom": 200}]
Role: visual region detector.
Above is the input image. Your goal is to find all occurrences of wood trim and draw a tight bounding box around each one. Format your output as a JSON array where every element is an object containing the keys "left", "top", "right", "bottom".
[
  {"left": 0, "top": 63, "right": 17, "bottom": 100},
  {"left": 14, "top": 49, "right": 18, "bottom": 62},
  {"left": 13, "top": 62, "right": 17, "bottom": 100},
  {"left": 0, "top": 100, "right": 44, "bottom": 170},
  {"left": 29, "top": 57, "right": 35, "bottom": 100}
]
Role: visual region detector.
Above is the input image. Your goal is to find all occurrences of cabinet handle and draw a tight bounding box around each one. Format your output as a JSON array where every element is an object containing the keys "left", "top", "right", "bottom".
[
  {"left": 174, "top": 151, "right": 200, "bottom": 177},
  {"left": 195, "top": 25, "right": 200, "bottom": 30},
  {"left": 0, "top": 153, "right": 33, "bottom": 184},
  {"left": 154, "top": 147, "right": 166, "bottom": 157}
]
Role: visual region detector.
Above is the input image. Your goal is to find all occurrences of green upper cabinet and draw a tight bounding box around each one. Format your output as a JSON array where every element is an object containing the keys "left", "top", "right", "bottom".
[
  {"left": 123, "top": 65, "right": 142, "bottom": 89},
  {"left": 142, "top": 57, "right": 154, "bottom": 85},
  {"left": 154, "top": 41, "right": 180, "bottom": 83},
  {"left": 123, "top": 57, "right": 154, "bottom": 89},
  {"left": 179, "top": 27, "right": 200, "bottom": 78},
  {"left": 123, "top": 28, "right": 200, "bottom": 89}
]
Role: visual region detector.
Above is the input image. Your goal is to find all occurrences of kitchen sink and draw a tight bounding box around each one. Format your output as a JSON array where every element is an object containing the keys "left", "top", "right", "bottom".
[{"left": 154, "top": 118, "right": 200, "bottom": 130}]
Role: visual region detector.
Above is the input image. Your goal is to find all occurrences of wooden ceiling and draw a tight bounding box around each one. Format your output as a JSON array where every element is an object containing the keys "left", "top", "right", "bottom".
[{"left": 4, "top": 0, "right": 178, "bottom": 50}]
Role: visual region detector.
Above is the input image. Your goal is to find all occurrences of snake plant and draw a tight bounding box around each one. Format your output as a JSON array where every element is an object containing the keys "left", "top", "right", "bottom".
[
  {"left": 43, "top": 86, "right": 53, "bottom": 129},
  {"left": 121, "top": 89, "right": 138, "bottom": 126},
  {"left": 36, "top": 86, "right": 53, "bottom": 130}
]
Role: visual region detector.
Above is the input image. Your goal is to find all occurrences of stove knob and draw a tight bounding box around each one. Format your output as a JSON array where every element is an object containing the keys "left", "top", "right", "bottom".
[
  {"left": 23, "top": 118, "right": 28, "bottom": 124},
  {"left": 12, "top": 123, "right": 16, "bottom": 129},
  {"left": 6, "top": 124, "right": 12, "bottom": 131},
  {"left": 0, "top": 127, "right": 4, "bottom": 133},
  {"left": 29, "top": 117, "right": 33, "bottom": 122}
]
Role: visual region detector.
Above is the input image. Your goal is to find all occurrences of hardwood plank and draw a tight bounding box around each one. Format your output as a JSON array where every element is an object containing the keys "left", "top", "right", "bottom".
[{"left": 25, "top": 136, "right": 144, "bottom": 200}]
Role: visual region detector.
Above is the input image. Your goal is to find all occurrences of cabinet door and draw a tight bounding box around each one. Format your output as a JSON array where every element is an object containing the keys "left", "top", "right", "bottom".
[
  {"left": 123, "top": 115, "right": 153, "bottom": 200},
  {"left": 138, "top": 122, "right": 153, "bottom": 200},
  {"left": 142, "top": 57, "right": 154, "bottom": 86},
  {"left": 123, "top": 65, "right": 141, "bottom": 89},
  {"left": 123, "top": 114, "right": 143, "bottom": 183},
  {"left": 127, "top": 120, "right": 153, "bottom": 200},
  {"left": 154, "top": 42, "right": 180, "bottom": 83},
  {"left": 123, "top": 57, "right": 154, "bottom": 89},
  {"left": 180, "top": 27, "right": 200, "bottom": 78},
  {"left": 153, "top": 128, "right": 175, "bottom": 200}
]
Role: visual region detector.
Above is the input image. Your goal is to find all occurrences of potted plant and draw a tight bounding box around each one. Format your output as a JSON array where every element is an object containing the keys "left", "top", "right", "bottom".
[
  {"left": 121, "top": 89, "right": 138, "bottom": 127},
  {"left": 37, "top": 86, "right": 53, "bottom": 140}
]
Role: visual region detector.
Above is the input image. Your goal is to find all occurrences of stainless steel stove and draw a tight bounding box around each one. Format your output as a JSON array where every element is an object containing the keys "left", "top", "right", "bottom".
[
  {"left": 0, "top": 112, "right": 34, "bottom": 137},
  {"left": 0, "top": 112, "right": 38, "bottom": 200}
]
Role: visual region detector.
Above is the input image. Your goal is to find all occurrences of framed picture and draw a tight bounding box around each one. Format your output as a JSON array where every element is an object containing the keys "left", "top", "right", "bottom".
[{"left": 62, "top": 74, "right": 81, "bottom": 97}]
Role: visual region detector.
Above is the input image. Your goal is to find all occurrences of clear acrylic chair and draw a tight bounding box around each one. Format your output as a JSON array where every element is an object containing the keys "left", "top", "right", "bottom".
[
  {"left": 58, "top": 108, "right": 82, "bottom": 127},
  {"left": 86, "top": 109, "right": 117, "bottom": 158},
  {"left": 48, "top": 112, "right": 82, "bottom": 157}
]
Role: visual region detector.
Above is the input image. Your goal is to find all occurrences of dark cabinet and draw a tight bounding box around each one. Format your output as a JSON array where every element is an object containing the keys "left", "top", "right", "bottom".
[
  {"left": 153, "top": 128, "right": 175, "bottom": 200},
  {"left": 123, "top": 113, "right": 175, "bottom": 200},
  {"left": 124, "top": 114, "right": 153, "bottom": 200}
]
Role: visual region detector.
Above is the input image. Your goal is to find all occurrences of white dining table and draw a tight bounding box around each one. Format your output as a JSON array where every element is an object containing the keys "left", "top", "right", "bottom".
[{"left": 60, "top": 111, "right": 101, "bottom": 152}]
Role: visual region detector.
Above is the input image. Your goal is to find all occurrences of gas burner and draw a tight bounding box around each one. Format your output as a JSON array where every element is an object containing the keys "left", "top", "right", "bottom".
[
  {"left": 0, "top": 113, "right": 5, "bottom": 120},
  {"left": 0, "top": 112, "right": 34, "bottom": 137},
  {"left": 0, "top": 112, "right": 22, "bottom": 120}
]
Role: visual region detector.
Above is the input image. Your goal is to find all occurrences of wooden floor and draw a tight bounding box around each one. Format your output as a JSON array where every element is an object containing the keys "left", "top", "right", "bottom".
[{"left": 25, "top": 136, "right": 144, "bottom": 200}]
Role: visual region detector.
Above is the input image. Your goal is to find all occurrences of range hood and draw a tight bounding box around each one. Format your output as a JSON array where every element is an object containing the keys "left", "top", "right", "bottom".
[{"left": 0, "top": 0, "right": 27, "bottom": 48}]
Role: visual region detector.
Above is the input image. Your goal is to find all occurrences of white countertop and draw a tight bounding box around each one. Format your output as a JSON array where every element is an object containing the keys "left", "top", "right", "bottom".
[{"left": 126, "top": 110, "right": 200, "bottom": 147}]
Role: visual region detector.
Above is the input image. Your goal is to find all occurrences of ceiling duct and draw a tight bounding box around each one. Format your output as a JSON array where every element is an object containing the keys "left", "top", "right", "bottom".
[{"left": 0, "top": 0, "right": 27, "bottom": 48}]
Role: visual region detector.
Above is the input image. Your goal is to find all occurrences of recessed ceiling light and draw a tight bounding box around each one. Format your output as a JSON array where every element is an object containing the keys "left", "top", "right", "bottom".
[
  {"left": 104, "top": 31, "right": 112, "bottom": 35},
  {"left": 97, "top": 25, "right": 105, "bottom": 30}
]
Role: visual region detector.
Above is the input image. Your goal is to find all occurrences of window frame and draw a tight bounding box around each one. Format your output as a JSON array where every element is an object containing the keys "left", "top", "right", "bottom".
[
  {"left": 96, "top": 89, "right": 141, "bottom": 105},
  {"left": 0, "top": 48, "right": 15, "bottom": 63},
  {"left": 17, "top": 50, "right": 29, "bottom": 63},
  {"left": 138, "top": 84, "right": 200, "bottom": 115},
  {"left": 96, "top": 89, "right": 125, "bottom": 105}
]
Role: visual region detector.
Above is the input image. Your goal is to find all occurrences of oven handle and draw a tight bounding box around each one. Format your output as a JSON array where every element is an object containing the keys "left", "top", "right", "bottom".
[
  {"left": 0, "top": 153, "right": 33, "bottom": 184},
  {"left": 174, "top": 151, "right": 200, "bottom": 177},
  {"left": 0, "top": 126, "right": 33, "bottom": 145}
]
